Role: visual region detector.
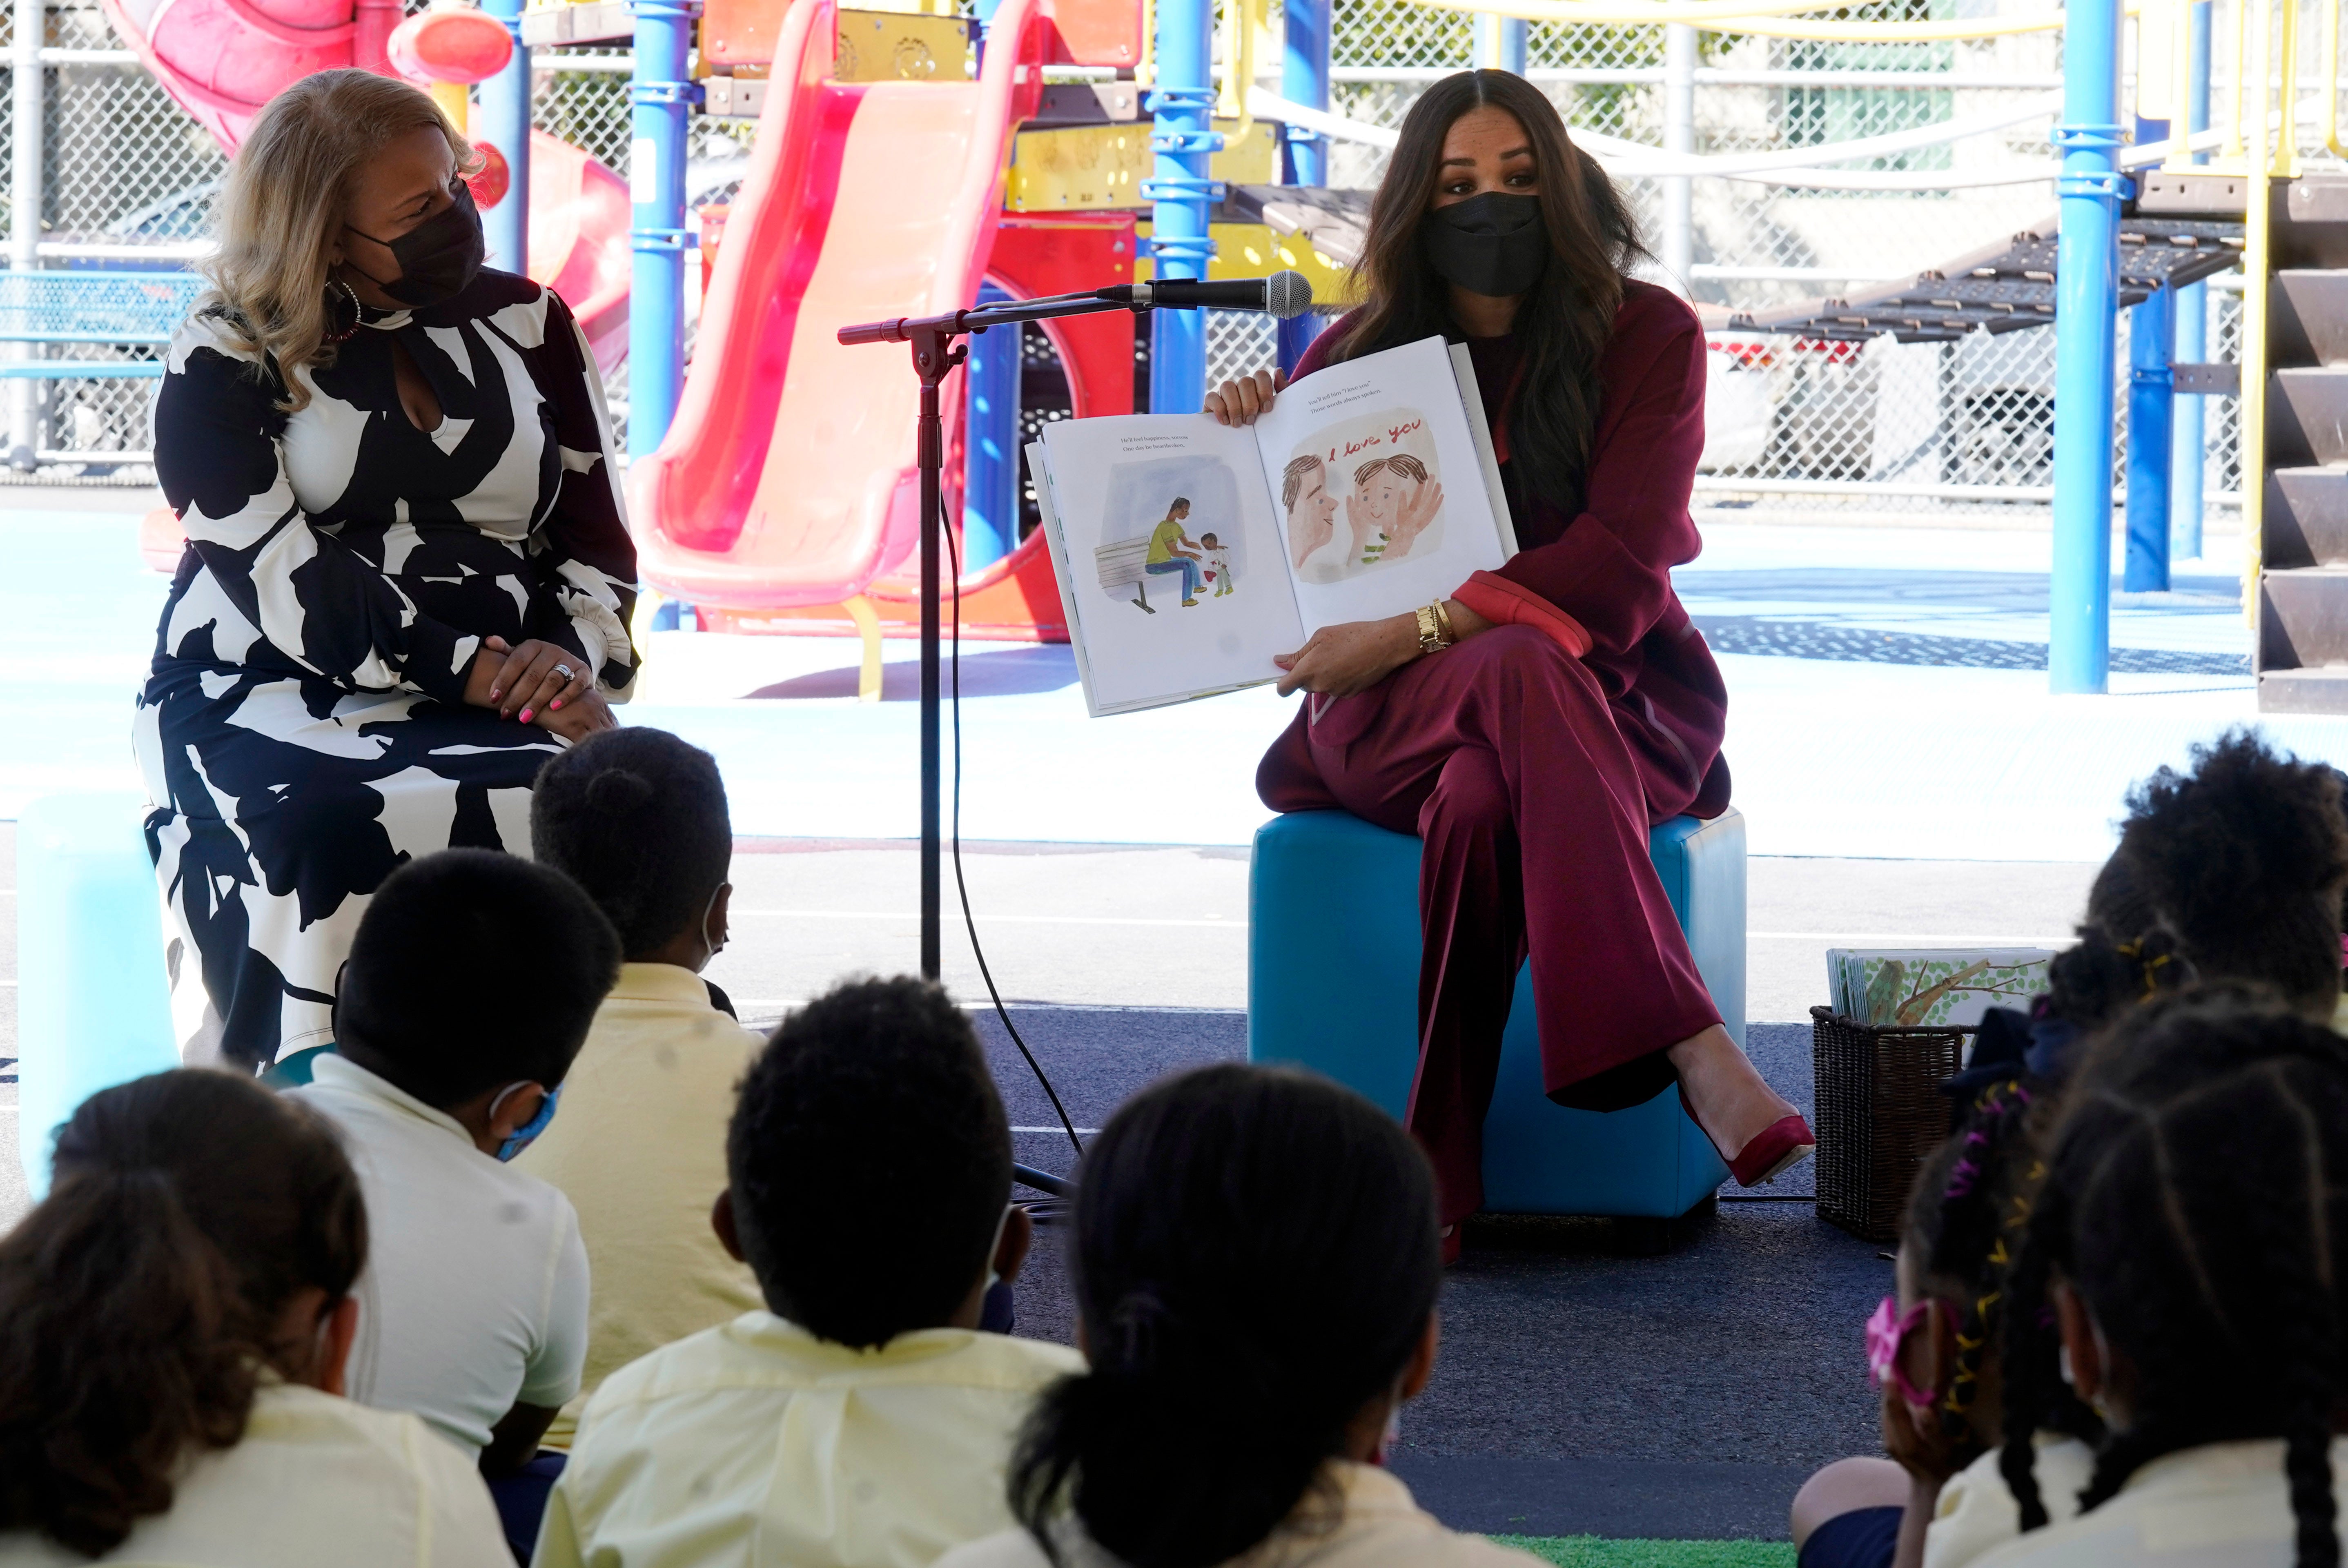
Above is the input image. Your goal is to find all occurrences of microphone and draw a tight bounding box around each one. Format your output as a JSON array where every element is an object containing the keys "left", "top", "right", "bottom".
[{"left": 1096, "top": 270, "right": 1314, "bottom": 319}]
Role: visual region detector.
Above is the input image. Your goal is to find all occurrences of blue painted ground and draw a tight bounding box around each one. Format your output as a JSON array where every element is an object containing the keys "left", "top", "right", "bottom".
[{"left": 7, "top": 504, "right": 2342, "bottom": 861}]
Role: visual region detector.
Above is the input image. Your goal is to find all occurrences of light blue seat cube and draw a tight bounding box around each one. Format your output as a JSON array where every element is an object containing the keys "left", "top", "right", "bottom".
[
  {"left": 1247, "top": 807, "right": 1745, "bottom": 1223},
  {"left": 16, "top": 792, "right": 178, "bottom": 1195}
]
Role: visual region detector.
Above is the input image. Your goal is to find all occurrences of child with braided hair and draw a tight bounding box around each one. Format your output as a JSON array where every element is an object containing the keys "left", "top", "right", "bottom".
[
  {"left": 1789, "top": 1081, "right": 2097, "bottom": 1568},
  {"left": 1980, "top": 985, "right": 2348, "bottom": 1568}
]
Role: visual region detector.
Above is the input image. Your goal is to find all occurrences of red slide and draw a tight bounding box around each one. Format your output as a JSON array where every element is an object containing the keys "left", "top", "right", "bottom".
[
  {"left": 628, "top": 0, "right": 1055, "bottom": 613},
  {"left": 96, "top": 0, "right": 632, "bottom": 371}
]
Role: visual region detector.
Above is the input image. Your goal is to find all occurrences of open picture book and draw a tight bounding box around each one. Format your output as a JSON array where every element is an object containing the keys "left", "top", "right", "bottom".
[{"left": 1029, "top": 334, "right": 1518, "bottom": 716}]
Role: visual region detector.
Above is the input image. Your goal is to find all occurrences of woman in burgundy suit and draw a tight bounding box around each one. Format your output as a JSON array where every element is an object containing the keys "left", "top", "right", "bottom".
[{"left": 1210, "top": 70, "right": 1812, "bottom": 1254}]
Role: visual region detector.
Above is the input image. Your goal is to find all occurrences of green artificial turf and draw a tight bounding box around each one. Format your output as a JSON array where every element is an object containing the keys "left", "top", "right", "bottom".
[{"left": 1490, "top": 1536, "right": 1797, "bottom": 1568}]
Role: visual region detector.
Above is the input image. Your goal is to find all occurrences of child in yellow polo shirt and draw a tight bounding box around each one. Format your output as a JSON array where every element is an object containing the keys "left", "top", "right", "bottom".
[
  {"left": 533, "top": 976, "right": 1080, "bottom": 1568},
  {"left": 519, "top": 727, "right": 768, "bottom": 1449}
]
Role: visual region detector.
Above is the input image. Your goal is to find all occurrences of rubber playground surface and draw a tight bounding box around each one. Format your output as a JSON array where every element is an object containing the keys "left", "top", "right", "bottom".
[{"left": 16, "top": 502, "right": 2346, "bottom": 862}]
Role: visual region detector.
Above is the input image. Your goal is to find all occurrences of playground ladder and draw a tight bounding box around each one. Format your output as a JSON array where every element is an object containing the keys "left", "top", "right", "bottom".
[{"left": 2244, "top": 174, "right": 2348, "bottom": 713}]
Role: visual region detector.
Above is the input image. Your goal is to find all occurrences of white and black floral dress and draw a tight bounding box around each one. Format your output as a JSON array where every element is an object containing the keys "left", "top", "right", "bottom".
[{"left": 135, "top": 270, "right": 637, "bottom": 1071}]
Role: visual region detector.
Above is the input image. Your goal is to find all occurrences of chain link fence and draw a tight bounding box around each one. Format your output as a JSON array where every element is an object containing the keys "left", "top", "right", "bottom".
[
  {"left": 1308, "top": 0, "right": 2286, "bottom": 523},
  {"left": 0, "top": 0, "right": 2303, "bottom": 523},
  {"left": 2, "top": 2, "right": 222, "bottom": 480}
]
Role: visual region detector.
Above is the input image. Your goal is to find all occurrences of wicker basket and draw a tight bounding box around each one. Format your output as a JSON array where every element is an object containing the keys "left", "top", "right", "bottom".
[{"left": 1810, "top": 1006, "right": 1969, "bottom": 1242}]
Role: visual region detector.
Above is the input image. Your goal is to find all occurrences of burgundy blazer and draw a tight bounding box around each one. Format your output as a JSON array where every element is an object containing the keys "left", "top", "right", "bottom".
[{"left": 1292, "top": 278, "right": 1730, "bottom": 820}]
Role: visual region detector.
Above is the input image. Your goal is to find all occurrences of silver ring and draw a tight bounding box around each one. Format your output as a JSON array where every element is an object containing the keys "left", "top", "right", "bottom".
[{"left": 552, "top": 664, "right": 575, "bottom": 682}]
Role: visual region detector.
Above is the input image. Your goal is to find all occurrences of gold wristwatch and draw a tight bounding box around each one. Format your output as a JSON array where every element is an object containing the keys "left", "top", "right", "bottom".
[{"left": 1415, "top": 602, "right": 1454, "bottom": 655}]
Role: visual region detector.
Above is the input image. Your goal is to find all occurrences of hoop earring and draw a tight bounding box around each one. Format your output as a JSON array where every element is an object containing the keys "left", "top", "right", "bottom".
[{"left": 322, "top": 277, "right": 362, "bottom": 345}]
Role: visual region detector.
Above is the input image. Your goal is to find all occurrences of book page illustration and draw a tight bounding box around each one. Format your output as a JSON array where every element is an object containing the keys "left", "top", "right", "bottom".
[
  {"left": 1283, "top": 407, "right": 1446, "bottom": 585},
  {"left": 1034, "top": 419, "right": 1305, "bottom": 715},
  {"left": 1254, "top": 335, "right": 1512, "bottom": 636},
  {"left": 1094, "top": 455, "right": 1253, "bottom": 613}
]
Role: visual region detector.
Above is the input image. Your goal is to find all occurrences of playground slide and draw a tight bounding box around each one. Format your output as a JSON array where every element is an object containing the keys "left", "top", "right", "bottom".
[
  {"left": 628, "top": 0, "right": 1047, "bottom": 610},
  {"left": 95, "top": 0, "right": 632, "bottom": 370}
]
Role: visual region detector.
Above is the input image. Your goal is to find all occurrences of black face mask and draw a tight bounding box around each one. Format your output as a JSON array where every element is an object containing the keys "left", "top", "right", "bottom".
[
  {"left": 345, "top": 180, "right": 485, "bottom": 310},
  {"left": 1422, "top": 192, "right": 1549, "bottom": 299}
]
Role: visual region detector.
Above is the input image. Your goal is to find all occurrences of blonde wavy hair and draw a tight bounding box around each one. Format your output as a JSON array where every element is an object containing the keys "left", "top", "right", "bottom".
[{"left": 202, "top": 70, "right": 482, "bottom": 411}]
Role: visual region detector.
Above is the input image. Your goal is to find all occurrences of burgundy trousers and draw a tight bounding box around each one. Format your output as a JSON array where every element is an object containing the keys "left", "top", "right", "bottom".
[{"left": 1256, "top": 626, "right": 1722, "bottom": 1224}]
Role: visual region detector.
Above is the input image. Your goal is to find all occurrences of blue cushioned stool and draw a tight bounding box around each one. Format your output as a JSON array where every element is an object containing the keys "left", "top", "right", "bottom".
[
  {"left": 16, "top": 792, "right": 178, "bottom": 1196},
  {"left": 1248, "top": 807, "right": 1745, "bottom": 1227}
]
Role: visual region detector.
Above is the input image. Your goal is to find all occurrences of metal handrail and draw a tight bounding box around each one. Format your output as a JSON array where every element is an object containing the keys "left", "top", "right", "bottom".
[{"left": 2328, "top": 0, "right": 2346, "bottom": 159}]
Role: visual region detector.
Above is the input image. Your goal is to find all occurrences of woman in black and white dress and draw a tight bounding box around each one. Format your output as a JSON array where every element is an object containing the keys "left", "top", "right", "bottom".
[{"left": 138, "top": 70, "right": 636, "bottom": 1071}]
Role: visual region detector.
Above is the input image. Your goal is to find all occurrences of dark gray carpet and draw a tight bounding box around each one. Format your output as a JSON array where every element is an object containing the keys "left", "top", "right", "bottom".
[{"left": 974, "top": 1011, "right": 1886, "bottom": 1540}]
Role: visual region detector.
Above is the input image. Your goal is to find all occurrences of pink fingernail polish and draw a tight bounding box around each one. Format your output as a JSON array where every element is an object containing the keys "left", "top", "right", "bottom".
[
  {"left": 489, "top": 688, "right": 501, "bottom": 701},
  {"left": 551, "top": 699, "right": 563, "bottom": 710},
  {"left": 520, "top": 708, "right": 533, "bottom": 723}
]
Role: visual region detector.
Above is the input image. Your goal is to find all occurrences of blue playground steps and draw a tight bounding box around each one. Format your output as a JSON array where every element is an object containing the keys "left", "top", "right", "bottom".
[{"left": 1248, "top": 808, "right": 1745, "bottom": 1244}]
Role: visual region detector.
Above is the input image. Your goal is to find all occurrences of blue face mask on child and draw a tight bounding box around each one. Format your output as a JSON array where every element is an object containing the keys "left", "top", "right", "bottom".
[{"left": 491, "top": 1082, "right": 563, "bottom": 1162}]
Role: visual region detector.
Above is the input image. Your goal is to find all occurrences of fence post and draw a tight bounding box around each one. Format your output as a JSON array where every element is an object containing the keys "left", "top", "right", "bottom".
[
  {"left": 1661, "top": 22, "right": 1695, "bottom": 294},
  {"left": 1146, "top": 0, "right": 1216, "bottom": 414},
  {"left": 2048, "top": 0, "right": 2123, "bottom": 693},
  {"left": 2168, "top": 0, "right": 2211, "bottom": 561},
  {"left": 8, "top": 0, "right": 43, "bottom": 470},
  {"left": 628, "top": 0, "right": 697, "bottom": 459},
  {"left": 1276, "top": 0, "right": 1328, "bottom": 372},
  {"left": 2124, "top": 283, "right": 2175, "bottom": 590},
  {"left": 477, "top": 0, "right": 530, "bottom": 276}
]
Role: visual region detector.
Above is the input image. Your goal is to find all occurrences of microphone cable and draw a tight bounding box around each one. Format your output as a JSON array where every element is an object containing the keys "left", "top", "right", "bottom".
[{"left": 940, "top": 489, "right": 1087, "bottom": 1168}]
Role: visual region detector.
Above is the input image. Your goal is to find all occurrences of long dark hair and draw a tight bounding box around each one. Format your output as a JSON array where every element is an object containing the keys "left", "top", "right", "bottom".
[
  {"left": 1905, "top": 1079, "right": 2101, "bottom": 1468},
  {"left": 1010, "top": 1065, "right": 1441, "bottom": 1568},
  {"left": 0, "top": 1071, "right": 367, "bottom": 1556},
  {"left": 1998, "top": 987, "right": 2348, "bottom": 1567},
  {"left": 1325, "top": 71, "right": 1648, "bottom": 511}
]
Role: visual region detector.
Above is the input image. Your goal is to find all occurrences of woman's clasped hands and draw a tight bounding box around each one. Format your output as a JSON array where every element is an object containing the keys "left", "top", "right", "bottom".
[{"left": 466, "top": 635, "right": 616, "bottom": 741}]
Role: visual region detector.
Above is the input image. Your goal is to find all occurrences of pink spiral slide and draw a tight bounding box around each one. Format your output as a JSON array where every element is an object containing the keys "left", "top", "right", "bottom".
[{"left": 96, "top": 0, "right": 632, "bottom": 371}]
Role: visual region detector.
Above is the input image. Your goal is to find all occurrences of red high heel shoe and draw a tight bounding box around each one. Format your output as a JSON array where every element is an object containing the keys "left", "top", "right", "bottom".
[{"left": 1727, "top": 1113, "right": 1816, "bottom": 1188}]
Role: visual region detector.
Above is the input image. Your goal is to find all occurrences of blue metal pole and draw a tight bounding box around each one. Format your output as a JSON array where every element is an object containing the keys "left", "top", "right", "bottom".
[
  {"left": 1474, "top": 13, "right": 1527, "bottom": 73},
  {"left": 1281, "top": 0, "right": 1328, "bottom": 184},
  {"left": 477, "top": 0, "right": 530, "bottom": 274},
  {"left": 628, "top": 0, "right": 698, "bottom": 459},
  {"left": 2047, "top": 0, "right": 2123, "bottom": 693},
  {"left": 1277, "top": 0, "right": 1329, "bottom": 372},
  {"left": 2170, "top": 0, "right": 2212, "bottom": 561},
  {"left": 962, "top": 283, "right": 1018, "bottom": 571},
  {"left": 2124, "top": 281, "right": 2176, "bottom": 590},
  {"left": 1147, "top": 0, "right": 1218, "bottom": 413}
]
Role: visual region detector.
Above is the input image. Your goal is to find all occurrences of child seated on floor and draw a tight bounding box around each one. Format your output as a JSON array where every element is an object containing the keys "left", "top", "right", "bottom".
[
  {"left": 2116, "top": 730, "right": 2348, "bottom": 1025},
  {"left": 1955, "top": 729, "right": 2348, "bottom": 1096},
  {"left": 1788, "top": 1080, "right": 2097, "bottom": 1568},
  {"left": 0, "top": 1070, "right": 510, "bottom": 1567},
  {"left": 517, "top": 727, "right": 767, "bottom": 1450},
  {"left": 290, "top": 850, "right": 622, "bottom": 1560},
  {"left": 937, "top": 1063, "right": 1542, "bottom": 1568},
  {"left": 1972, "top": 985, "right": 2348, "bottom": 1568},
  {"left": 533, "top": 975, "right": 1078, "bottom": 1568}
]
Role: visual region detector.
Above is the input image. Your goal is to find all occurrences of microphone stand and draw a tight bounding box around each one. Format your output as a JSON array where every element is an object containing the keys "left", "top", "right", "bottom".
[{"left": 838, "top": 290, "right": 1143, "bottom": 980}]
